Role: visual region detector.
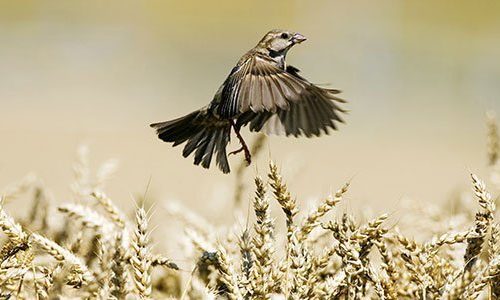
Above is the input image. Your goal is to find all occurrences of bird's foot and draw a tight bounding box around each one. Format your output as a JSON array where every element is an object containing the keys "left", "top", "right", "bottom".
[
  {"left": 243, "top": 146, "right": 252, "bottom": 165},
  {"left": 229, "top": 146, "right": 252, "bottom": 165},
  {"left": 229, "top": 119, "right": 252, "bottom": 166},
  {"left": 229, "top": 147, "right": 245, "bottom": 156}
]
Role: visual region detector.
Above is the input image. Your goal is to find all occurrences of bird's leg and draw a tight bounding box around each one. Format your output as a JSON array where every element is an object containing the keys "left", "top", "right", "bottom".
[{"left": 228, "top": 120, "right": 251, "bottom": 165}]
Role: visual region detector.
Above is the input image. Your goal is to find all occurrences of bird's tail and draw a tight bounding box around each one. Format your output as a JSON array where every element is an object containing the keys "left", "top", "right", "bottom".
[{"left": 150, "top": 110, "right": 231, "bottom": 173}]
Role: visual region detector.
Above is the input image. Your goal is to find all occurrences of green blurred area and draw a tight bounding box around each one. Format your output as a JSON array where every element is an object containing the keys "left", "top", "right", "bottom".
[{"left": 0, "top": 1, "right": 499, "bottom": 216}]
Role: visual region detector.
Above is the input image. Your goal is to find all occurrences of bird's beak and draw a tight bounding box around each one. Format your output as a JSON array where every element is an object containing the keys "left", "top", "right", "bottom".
[{"left": 292, "top": 33, "right": 307, "bottom": 44}]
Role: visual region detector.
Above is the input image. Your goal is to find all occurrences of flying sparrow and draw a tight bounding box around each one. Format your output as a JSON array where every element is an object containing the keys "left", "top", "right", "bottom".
[{"left": 151, "top": 29, "right": 346, "bottom": 173}]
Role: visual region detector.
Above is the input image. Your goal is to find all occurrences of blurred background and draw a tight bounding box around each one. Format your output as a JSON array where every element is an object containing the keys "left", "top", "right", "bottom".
[{"left": 1, "top": 0, "right": 499, "bottom": 219}]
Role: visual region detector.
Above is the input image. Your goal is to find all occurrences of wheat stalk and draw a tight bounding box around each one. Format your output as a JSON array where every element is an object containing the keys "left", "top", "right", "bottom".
[{"left": 130, "top": 207, "right": 153, "bottom": 299}]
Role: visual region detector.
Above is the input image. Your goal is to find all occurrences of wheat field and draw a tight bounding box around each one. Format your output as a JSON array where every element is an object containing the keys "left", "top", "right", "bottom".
[{"left": 0, "top": 114, "right": 499, "bottom": 299}]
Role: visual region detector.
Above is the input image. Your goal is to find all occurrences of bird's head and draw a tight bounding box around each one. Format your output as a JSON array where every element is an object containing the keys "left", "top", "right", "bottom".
[{"left": 256, "top": 29, "right": 306, "bottom": 57}]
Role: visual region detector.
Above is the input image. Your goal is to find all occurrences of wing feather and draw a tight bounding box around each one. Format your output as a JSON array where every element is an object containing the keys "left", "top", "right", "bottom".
[
  {"left": 236, "top": 65, "right": 347, "bottom": 138},
  {"left": 218, "top": 55, "right": 309, "bottom": 117},
  {"left": 268, "top": 74, "right": 289, "bottom": 110},
  {"left": 218, "top": 53, "right": 346, "bottom": 137},
  {"left": 261, "top": 75, "right": 274, "bottom": 111}
]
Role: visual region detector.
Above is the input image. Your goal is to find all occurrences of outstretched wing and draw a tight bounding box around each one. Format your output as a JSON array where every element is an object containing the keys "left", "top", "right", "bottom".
[
  {"left": 228, "top": 60, "right": 347, "bottom": 137},
  {"left": 217, "top": 55, "right": 312, "bottom": 119},
  {"left": 237, "top": 88, "right": 346, "bottom": 137}
]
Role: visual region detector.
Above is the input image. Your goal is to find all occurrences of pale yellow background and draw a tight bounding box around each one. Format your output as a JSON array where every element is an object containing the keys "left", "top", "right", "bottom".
[{"left": 1, "top": 1, "right": 499, "bottom": 219}]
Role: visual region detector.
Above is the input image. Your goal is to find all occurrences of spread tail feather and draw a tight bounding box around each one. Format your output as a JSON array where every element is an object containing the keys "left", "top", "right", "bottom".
[{"left": 150, "top": 110, "right": 231, "bottom": 173}]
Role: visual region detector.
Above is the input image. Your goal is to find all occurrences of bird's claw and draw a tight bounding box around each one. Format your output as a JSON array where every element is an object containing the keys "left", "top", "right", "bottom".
[
  {"left": 229, "top": 147, "right": 245, "bottom": 156},
  {"left": 244, "top": 152, "right": 252, "bottom": 165},
  {"left": 229, "top": 146, "right": 252, "bottom": 165}
]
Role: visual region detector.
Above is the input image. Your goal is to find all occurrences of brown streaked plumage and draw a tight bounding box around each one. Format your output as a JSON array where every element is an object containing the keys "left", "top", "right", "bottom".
[{"left": 150, "top": 29, "right": 347, "bottom": 173}]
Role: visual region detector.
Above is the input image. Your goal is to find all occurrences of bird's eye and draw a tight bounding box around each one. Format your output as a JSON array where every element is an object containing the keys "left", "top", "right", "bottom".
[{"left": 280, "top": 33, "right": 290, "bottom": 39}]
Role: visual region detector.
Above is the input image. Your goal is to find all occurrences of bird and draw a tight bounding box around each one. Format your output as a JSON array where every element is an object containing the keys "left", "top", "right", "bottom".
[{"left": 150, "top": 29, "right": 346, "bottom": 174}]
